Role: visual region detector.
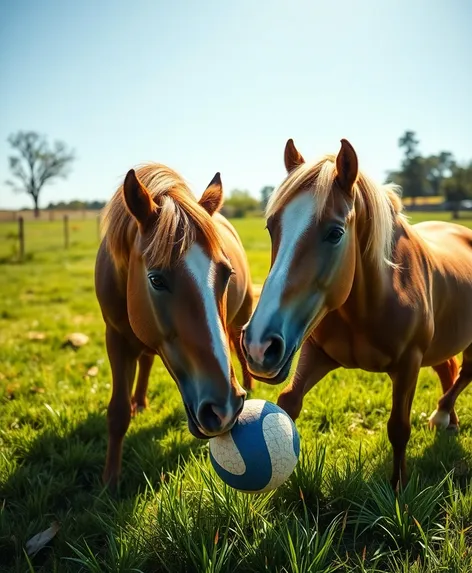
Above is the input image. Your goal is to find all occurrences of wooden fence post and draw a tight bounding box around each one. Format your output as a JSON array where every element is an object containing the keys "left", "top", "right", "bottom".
[
  {"left": 64, "top": 215, "right": 69, "bottom": 249},
  {"left": 18, "top": 216, "right": 25, "bottom": 261}
]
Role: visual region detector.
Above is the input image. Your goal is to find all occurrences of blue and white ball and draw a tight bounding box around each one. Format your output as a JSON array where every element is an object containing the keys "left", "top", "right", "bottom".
[{"left": 209, "top": 399, "right": 300, "bottom": 493}]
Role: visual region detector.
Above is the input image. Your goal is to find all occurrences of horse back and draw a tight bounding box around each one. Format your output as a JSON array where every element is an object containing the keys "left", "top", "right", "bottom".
[{"left": 414, "top": 220, "right": 472, "bottom": 274}]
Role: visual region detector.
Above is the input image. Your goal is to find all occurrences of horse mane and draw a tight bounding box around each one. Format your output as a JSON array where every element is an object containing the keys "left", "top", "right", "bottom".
[
  {"left": 101, "top": 163, "right": 223, "bottom": 270},
  {"left": 266, "top": 155, "right": 404, "bottom": 269}
]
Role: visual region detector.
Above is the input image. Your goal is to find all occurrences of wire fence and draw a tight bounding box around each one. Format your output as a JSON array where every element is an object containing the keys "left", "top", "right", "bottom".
[{"left": 0, "top": 212, "right": 103, "bottom": 263}]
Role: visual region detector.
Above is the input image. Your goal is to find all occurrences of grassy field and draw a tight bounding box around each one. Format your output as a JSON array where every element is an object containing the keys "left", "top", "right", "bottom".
[{"left": 1, "top": 213, "right": 472, "bottom": 572}]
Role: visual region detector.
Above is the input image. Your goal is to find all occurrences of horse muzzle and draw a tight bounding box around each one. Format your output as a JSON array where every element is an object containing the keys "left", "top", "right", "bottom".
[
  {"left": 241, "top": 325, "right": 296, "bottom": 383},
  {"left": 185, "top": 395, "right": 245, "bottom": 438}
]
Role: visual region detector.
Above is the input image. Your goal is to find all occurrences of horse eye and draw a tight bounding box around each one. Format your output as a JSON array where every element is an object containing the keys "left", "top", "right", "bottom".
[
  {"left": 223, "top": 266, "right": 234, "bottom": 284},
  {"left": 325, "top": 227, "right": 345, "bottom": 244},
  {"left": 148, "top": 274, "right": 168, "bottom": 291}
]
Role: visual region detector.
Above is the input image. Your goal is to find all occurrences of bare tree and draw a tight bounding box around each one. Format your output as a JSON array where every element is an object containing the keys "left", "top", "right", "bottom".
[{"left": 6, "top": 131, "right": 75, "bottom": 218}]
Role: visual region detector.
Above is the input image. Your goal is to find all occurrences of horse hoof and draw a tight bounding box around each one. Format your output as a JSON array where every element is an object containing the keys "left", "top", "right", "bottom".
[{"left": 428, "top": 409, "right": 450, "bottom": 430}]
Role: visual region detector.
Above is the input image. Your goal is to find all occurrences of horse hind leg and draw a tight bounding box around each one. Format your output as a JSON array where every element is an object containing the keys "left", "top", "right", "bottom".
[
  {"left": 429, "top": 354, "right": 472, "bottom": 432},
  {"left": 429, "top": 357, "right": 460, "bottom": 431},
  {"left": 132, "top": 353, "right": 154, "bottom": 415}
]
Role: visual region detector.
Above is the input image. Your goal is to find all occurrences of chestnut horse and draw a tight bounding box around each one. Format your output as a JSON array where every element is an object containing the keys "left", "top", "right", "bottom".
[
  {"left": 242, "top": 138, "right": 472, "bottom": 488},
  {"left": 96, "top": 164, "right": 253, "bottom": 487}
]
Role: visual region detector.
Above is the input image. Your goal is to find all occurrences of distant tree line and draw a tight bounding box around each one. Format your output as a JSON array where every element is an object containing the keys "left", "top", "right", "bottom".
[
  {"left": 45, "top": 199, "right": 106, "bottom": 211},
  {"left": 387, "top": 130, "right": 472, "bottom": 218},
  {"left": 221, "top": 186, "right": 275, "bottom": 218}
]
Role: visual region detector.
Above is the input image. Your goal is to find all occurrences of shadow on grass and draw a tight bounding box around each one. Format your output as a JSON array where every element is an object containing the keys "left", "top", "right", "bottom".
[
  {"left": 0, "top": 407, "right": 204, "bottom": 571},
  {"left": 358, "top": 426, "right": 472, "bottom": 494},
  {"left": 411, "top": 427, "right": 472, "bottom": 485}
]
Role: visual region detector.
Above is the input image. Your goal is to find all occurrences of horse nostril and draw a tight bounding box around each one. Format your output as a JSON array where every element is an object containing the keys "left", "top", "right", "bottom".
[
  {"left": 197, "top": 402, "right": 221, "bottom": 434},
  {"left": 261, "top": 334, "right": 285, "bottom": 370},
  {"left": 265, "top": 336, "right": 283, "bottom": 363},
  {"left": 198, "top": 401, "right": 239, "bottom": 434}
]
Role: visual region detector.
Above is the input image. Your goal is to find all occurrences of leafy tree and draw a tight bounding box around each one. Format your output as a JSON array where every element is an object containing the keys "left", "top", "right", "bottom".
[
  {"left": 399, "top": 131, "right": 420, "bottom": 160},
  {"left": 423, "top": 152, "right": 455, "bottom": 196},
  {"left": 397, "top": 130, "right": 425, "bottom": 205},
  {"left": 260, "top": 185, "right": 275, "bottom": 210},
  {"left": 6, "top": 131, "right": 75, "bottom": 218},
  {"left": 224, "top": 189, "right": 259, "bottom": 218},
  {"left": 442, "top": 161, "right": 472, "bottom": 219}
]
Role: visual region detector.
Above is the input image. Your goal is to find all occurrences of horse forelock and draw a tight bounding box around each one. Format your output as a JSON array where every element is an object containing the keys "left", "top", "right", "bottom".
[
  {"left": 266, "top": 155, "right": 404, "bottom": 270},
  {"left": 102, "top": 163, "right": 224, "bottom": 271}
]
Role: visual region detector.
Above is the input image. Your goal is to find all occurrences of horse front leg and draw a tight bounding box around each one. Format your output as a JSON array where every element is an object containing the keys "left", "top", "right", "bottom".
[
  {"left": 277, "top": 339, "right": 339, "bottom": 420},
  {"left": 132, "top": 353, "right": 154, "bottom": 414},
  {"left": 387, "top": 350, "right": 422, "bottom": 490},
  {"left": 103, "top": 325, "right": 140, "bottom": 489}
]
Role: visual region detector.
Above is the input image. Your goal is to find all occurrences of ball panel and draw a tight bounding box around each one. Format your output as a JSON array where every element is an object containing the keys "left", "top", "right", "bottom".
[
  {"left": 208, "top": 431, "right": 246, "bottom": 475},
  {"left": 236, "top": 399, "right": 266, "bottom": 425},
  {"left": 261, "top": 400, "right": 300, "bottom": 461},
  {"left": 260, "top": 413, "right": 299, "bottom": 492}
]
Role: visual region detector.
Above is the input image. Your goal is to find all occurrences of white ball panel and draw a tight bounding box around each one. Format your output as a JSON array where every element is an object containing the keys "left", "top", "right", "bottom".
[
  {"left": 209, "top": 430, "right": 246, "bottom": 475},
  {"left": 238, "top": 399, "right": 267, "bottom": 424},
  {"left": 260, "top": 413, "right": 298, "bottom": 492}
]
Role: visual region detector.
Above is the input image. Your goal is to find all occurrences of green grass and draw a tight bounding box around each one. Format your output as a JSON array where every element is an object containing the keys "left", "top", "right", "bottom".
[{"left": 2, "top": 213, "right": 472, "bottom": 572}]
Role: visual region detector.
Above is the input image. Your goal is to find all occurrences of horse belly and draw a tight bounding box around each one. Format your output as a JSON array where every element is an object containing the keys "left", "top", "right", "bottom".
[
  {"left": 317, "top": 331, "right": 395, "bottom": 372},
  {"left": 418, "top": 226, "right": 472, "bottom": 365},
  {"left": 423, "top": 304, "right": 472, "bottom": 366}
]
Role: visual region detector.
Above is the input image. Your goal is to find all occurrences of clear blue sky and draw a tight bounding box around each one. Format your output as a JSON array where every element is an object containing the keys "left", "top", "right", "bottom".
[{"left": 1, "top": 0, "right": 471, "bottom": 209}]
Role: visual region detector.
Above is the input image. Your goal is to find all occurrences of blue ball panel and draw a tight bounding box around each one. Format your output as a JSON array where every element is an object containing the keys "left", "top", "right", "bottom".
[{"left": 209, "top": 412, "right": 272, "bottom": 492}]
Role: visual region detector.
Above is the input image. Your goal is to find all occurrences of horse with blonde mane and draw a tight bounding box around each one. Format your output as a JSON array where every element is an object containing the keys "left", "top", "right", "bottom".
[
  {"left": 242, "top": 138, "right": 472, "bottom": 489},
  {"left": 96, "top": 164, "right": 253, "bottom": 487}
]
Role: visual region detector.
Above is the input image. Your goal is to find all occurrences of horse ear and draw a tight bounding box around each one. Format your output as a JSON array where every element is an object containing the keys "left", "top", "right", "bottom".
[
  {"left": 199, "top": 172, "right": 223, "bottom": 216},
  {"left": 123, "top": 169, "right": 155, "bottom": 226},
  {"left": 284, "top": 139, "right": 305, "bottom": 173},
  {"left": 335, "top": 139, "right": 358, "bottom": 193}
]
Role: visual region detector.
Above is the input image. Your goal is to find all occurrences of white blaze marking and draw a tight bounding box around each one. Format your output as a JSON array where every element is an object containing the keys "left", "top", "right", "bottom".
[
  {"left": 250, "top": 191, "right": 316, "bottom": 343},
  {"left": 184, "top": 244, "right": 230, "bottom": 379}
]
